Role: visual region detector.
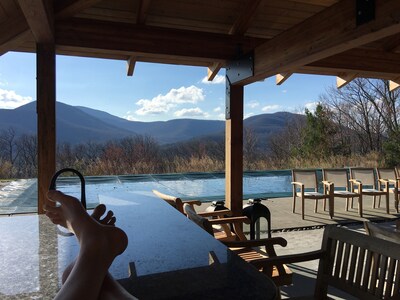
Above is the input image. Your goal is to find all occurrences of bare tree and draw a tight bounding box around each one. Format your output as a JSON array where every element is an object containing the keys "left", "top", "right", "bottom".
[{"left": 0, "top": 128, "right": 20, "bottom": 177}]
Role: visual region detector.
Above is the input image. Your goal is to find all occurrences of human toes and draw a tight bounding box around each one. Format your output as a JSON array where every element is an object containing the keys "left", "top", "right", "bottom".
[
  {"left": 91, "top": 204, "right": 106, "bottom": 220},
  {"left": 99, "top": 210, "right": 116, "bottom": 226}
]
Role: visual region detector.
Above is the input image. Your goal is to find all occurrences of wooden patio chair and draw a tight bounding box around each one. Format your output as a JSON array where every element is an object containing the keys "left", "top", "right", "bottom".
[
  {"left": 376, "top": 168, "right": 400, "bottom": 213},
  {"left": 364, "top": 221, "right": 400, "bottom": 243},
  {"left": 350, "top": 168, "right": 390, "bottom": 214},
  {"left": 183, "top": 203, "right": 293, "bottom": 288},
  {"left": 291, "top": 169, "right": 334, "bottom": 220},
  {"left": 262, "top": 225, "right": 400, "bottom": 299},
  {"left": 152, "top": 189, "right": 201, "bottom": 215},
  {"left": 322, "top": 168, "right": 363, "bottom": 217}
]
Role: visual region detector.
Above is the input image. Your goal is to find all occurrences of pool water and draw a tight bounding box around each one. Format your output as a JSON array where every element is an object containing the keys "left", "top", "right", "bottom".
[{"left": 0, "top": 170, "right": 294, "bottom": 215}]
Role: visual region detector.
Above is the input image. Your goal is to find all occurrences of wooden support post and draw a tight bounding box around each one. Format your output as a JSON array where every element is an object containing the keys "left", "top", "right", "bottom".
[
  {"left": 37, "top": 43, "right": 56, "bottom": 214},
  {"left": 225, "top": 82, "right": 243, "bottom": 216}
]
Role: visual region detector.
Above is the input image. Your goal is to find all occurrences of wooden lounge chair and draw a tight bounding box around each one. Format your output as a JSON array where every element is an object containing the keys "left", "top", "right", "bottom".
[
  {"left": 364, "top": 221, "right": 400, "bottom": 243},
  {"left": 291, "top": 169, "right": 334, "bottom": 220},
  {"left": 152, "top": 189, "right": 201, "bottom": 215},
  {"left": 263, "top": 225, "right": 400, "bottom": 299},
  {"left": 322, "top": 168, "right": 363, "bottom": 217},
  {"left": 350, "top": 168, "right": 390, "bottom": 214},
  {"left": 183, "top": 203, "right": 293, "bottom": 287},
  {"left": 376, "top": 168, "right": 400, "bottom": 213}
]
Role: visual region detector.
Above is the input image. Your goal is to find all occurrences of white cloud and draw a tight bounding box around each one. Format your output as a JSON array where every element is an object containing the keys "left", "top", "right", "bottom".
[
  {"left": 217, "top": 113, "right": 225, "bottom": 120},
  {"left": 213, "top": 106, "right": 221, "bottom": 112},
  {"left": 282, "top": 89, "right": 287, "bottom": 93},
  {"left": 0, "top": 89, "right": 33, "bottom": 109},
  {"left": 304, "top": 101, "right": 318, "bottom": 112},
  {"left": 247, "top": 101, "right": 260, "bottom": 109},
  {"left": 245, "top": 112, "right": 255, "bottom": 119},
  {"left": 261, "top": 104, "right": 280, "bottom": 112},
  {"left": 135, "top": 85, "right": 204, "bottom": 116},
  {"left": 123, "top": 111, "right": 138, "bottom": 121},
  {"left": 174, "top": 107, "right": 209, "bottom": 118},
  {"left": 201, "top": 74, "right": 225, "bottom": 85}
]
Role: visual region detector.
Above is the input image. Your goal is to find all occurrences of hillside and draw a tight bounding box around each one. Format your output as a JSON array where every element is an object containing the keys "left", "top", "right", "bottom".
[{"left": 0, "top": 101, "right": 303, "bottom": 145}]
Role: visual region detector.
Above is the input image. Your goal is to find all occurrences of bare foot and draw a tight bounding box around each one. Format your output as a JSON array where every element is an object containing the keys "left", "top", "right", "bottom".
[{"left": 46, "top": 190, "right": 128, "bottom": 257}]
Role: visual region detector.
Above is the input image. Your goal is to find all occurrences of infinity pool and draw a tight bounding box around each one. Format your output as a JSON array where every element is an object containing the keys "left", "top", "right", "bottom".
[{"left": 0, "top": 170, "right": 295, "bottom": 215}]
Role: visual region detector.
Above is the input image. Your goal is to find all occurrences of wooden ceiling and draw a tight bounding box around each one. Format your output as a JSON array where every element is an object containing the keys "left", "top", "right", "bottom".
[{"left": 1, "top": 0, "right": 400, "bottom": 85}]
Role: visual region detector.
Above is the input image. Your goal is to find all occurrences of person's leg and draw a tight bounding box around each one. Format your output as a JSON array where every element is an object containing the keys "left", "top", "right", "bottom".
[
  {"left": 45, "top": 190, "right": 128, "bottom": 300},
  {"left": 61, "top": 205, "right": 137, "bottom": 300}
]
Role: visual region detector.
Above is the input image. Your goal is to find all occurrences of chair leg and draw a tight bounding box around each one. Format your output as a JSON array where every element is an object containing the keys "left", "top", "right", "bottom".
[
  {"left": 345, "top": 197, "right": 349, "bottom": 211},
  {"left": 351, "top": 197, "right": 354, "bottom": 209},
  {"left": 385, "top": 193, "right": 390, "bottom": 214},
  {"left": 358, "top": 195, "right": 363, "bottom": 218},
  {"left": 302, "top": 197, "right": 305, "bottom": 220},
  {"left": 378, "top": 195, "right": 381, "bottom": 208},
  {"left": 314, "top": 199, "right": 318, "bottom": 213},
  {"left": 372, "top": 196, "right": 376, "bottom": 208},
  {"left": 395, "top": 191, "right": 399, "bottom": 213},
  {"left": 292, "top": 195, "right": 296, "bottom": 213},
  {"left": 323, "top": 198, "right": 327, "bottom": 211}
]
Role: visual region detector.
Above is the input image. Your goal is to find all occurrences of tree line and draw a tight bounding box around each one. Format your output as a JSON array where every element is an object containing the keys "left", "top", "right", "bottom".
[{"left": 0, "top": 79, "right": 399, "bottom": 179}]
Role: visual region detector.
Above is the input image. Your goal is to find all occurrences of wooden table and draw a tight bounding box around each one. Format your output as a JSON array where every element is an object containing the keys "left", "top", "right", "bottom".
[{"left": 0, "top": 190, "right": 277, "bottom": 299}]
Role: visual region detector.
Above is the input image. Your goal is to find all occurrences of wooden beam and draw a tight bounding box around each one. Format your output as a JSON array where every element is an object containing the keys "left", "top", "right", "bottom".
[
  {"left": 136, "top": 0, "right": 152, "bottom": 24},
  {"left": 37, "top": 43, "right": 56, "bottom": 214},
  {"left": 56, "top": 18, "right": 263, "bottom": 61},
  {"left": 276, "top": 73, "right": 292, "bottom": 85},
  {"left": 18, "top": 0, "right": 54, "bottom": 43},
  {"left": 336, "top": 73, "right": 358, "bottom": 89},
  {"left": 127, "top": 56, "right": 136, "bottom": 76},
  {"left": 229, "top": 0, "right": 262, "bottom": 35},
  {"left": 308, "top": 48, "right": 400, "bottom": 75},
  {"left": 1, "top": 0, "right": 100, "bottom": 55},
  {"left": 225, "top": 84, "right": 243, "bottom": 216},
  {"left": 240, "top": 0, "right": 400, "bottom": 84},
  {"left": 0, "top": 12, "right": 30, "bottom": 55},
  {"left": 207, "top": 62, "right": 222, "bottom": 81},
  {"left": 389, "top": 79, "right": 400, "bottom": 92},
  {"left": 55, "top": 0, "right": 102, "bottom": 19}
]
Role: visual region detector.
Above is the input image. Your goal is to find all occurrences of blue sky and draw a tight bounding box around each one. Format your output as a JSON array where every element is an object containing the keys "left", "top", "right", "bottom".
[{"left": 0, "top": 52, "right": 336, "bottom": 122}]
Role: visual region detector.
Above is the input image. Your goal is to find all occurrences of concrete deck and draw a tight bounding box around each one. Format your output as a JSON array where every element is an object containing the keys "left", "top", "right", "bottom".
[{"left": 198, "top": 195, "right": 400, "bottom": 299}]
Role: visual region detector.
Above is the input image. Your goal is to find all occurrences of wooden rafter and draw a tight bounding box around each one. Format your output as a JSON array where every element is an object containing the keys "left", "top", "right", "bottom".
[
  {"left": 18, "top": 0, "right": 54, "bottom": 43},
  {"left": 1, "top": 0, "right": 101, "bottom": 55},
  {"left": 240, "top": 0, "right": 400, "bottom": 85},
  {"left": 276, "top": 73, "right": 292, "bottom": 85},
  {"left": 136, "top": 0, "right": 152, "bottom": 24},
  {"left": 389, "top": 79, "right": 400, "bottom": 92},
  {"left": 55, "top": 0, "right": 102, "bottom": 19},
  {"left": 56, "top": 18, "right": 262, "bottom": 62},
  {"left": 229, "top": 0, "right": 262, "bottom": 35},
  {"left": 0, "top": 14, "right": 30, "bottom": 55},
  {"left": 127, "top": 56, "right": 136, "bottom": 76},
  {"left": 207, "top": 62, "right": 222, "bottom": 81},
  {"left": 336, "top": 73, "right": 358, "bottom": 89}
]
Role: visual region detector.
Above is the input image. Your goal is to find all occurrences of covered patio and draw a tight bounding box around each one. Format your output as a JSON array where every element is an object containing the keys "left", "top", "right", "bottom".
[{"left": 1, "top": 0, "right": 400, "bottom": 298}]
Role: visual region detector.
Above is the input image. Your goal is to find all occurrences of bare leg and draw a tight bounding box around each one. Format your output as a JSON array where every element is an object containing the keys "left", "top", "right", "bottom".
[
  {"left": 45, "top": 190, "right": 128, "bottom": 300},
  {"left": 61, "top": 205, "right": 137, "bottom": 300}
]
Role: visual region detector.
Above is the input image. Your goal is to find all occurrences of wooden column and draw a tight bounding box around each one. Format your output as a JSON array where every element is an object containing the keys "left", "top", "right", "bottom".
[
  {"left": 225, "top": 83, "right": 244, "bottom": 215},
  {"left": 37, "top": 43, "right": 56, "bottom": 214}
]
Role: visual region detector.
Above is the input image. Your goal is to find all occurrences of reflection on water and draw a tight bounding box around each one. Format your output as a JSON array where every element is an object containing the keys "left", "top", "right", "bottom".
[{"left": 0, "top": 170, "right": 294, "bottom": 214}]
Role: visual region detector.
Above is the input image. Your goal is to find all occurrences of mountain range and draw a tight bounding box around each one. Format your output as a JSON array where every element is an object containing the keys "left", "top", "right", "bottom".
[{"left": 0, "top": 101, "right": 303, "bottom": 146}]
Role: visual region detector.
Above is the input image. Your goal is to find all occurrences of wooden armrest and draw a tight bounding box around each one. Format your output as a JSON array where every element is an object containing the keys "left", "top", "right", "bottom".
[
  {"left": 197, "top": 209, "right": 232, "bottom": 218},
  {"left": 322, "top": 181, "right": 334, "bottom": 187},
  {"left": 208, "top": 216, "right": 249, "bottom": 225},
  {"left": 250, "top": 249, "right": 324, "bottom": 269},
  {"left": 182, "top": 200, "right": 202, "bottom": 206},
  {"left": 223, "top": 237, "right": 288, "bottom": 249},
  {"left": 291, "top": 181, "right": 304, "bottom": 186},
  {"left": 349, "top": 179, "right": 361, "bottom": 184},
  {"left": 378, "top": 178, "right": 389, "bottom": 183}
]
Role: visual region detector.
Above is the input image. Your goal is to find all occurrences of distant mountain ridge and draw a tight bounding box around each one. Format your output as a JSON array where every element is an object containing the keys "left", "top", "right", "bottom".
[{"left": 0, "top": 101, "right": 303, "bottom": 146}]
